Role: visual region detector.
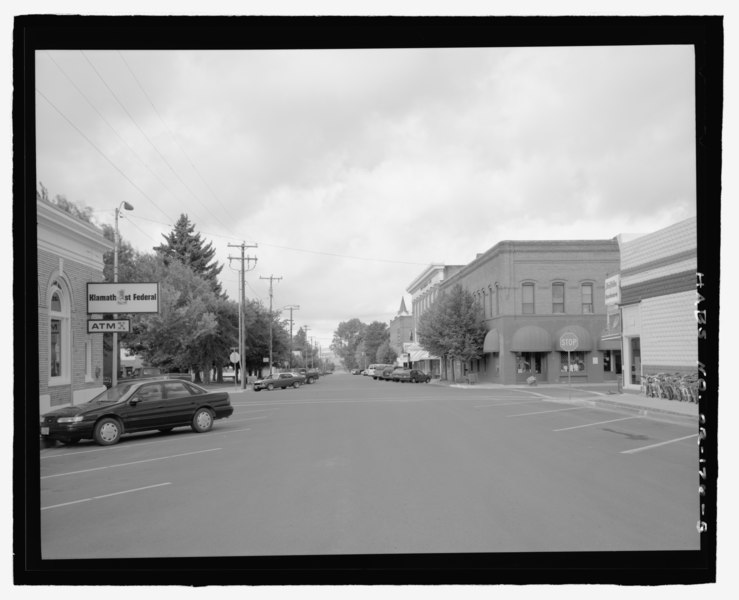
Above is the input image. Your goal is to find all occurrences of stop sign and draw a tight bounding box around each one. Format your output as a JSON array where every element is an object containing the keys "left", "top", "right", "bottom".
[
  {"left": 229, "top": 352, "right": 240, "bottom": 364},
  {"left": 559, "top": 332, "right": 579, "bottom": 351}
]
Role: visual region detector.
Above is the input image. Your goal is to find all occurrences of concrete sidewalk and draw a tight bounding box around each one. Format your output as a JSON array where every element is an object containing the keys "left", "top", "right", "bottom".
[{"left": 432, "top": 380, "right": 699, "bottom": 423}]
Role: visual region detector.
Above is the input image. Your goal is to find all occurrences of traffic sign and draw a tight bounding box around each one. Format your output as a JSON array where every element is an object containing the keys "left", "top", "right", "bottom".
[
  {"left": 229, "top": 352, "right": 240, "bottom": 364},
  {"left": 559, "top": 332, "right": 579, "bottom": 351}
]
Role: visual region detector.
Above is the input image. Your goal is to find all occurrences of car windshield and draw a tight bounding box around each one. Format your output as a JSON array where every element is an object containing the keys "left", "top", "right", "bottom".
[{"left": 90, "top": 383, "right": 136, "bottom": 403}]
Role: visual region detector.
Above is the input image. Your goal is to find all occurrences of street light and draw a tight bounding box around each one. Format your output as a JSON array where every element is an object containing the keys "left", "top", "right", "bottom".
[{"left": 112, "top": 201, "right": 134, "bottom": 388}]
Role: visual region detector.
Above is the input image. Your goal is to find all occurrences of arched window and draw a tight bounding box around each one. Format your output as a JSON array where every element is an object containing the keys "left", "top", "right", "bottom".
[{"left": 49, "top": 279, "right": 71, "bottom": 384}]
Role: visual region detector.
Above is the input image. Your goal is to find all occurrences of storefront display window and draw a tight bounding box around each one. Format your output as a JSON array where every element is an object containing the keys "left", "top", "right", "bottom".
[
  {"left": 560, "top": 351, "right": 586, "bottom": 372},
  {"left": 516, "top": 352, "right": 544, "bottom": 374}
]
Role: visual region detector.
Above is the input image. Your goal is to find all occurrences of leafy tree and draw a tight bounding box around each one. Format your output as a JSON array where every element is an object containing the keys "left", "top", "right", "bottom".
[
  {"left": 154, "top": 214, "right": 224, "bottom": 296},
  {"left": 417, "top": 283, "right": 487, "bottom": 381},
  {"left": 124, "top": 254, "right": 230, "bottom": 382},
  {"left": 363, "top": 321, "right": 390, "bottom": 363},
  {"left": 37, "top": 183, "right": 95, "bottom": 224},
  {"left": 375, "top": 340, "right": 397, "bottom": 364},
  {"left": 330, "top": 318, "right": 367, "bottom": 370},
  {"left": 100, "top": 224, "right": 141, "bottom": 283}
]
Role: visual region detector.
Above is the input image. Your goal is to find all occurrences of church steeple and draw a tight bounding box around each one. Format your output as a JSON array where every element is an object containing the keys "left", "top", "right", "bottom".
[{"left": 397, "top": 297, "right": 409, "bottom": 316}]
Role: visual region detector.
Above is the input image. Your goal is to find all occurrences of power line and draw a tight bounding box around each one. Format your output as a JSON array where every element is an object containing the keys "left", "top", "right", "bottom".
[
  {"left": 36, "top": 88, "right": 174, "bottom": 223},
  {"left": 80, "top": 51, "right": 234, "bottom": 235},
  {"left": 117, "top": 51, "right": 239, "bottom": 231}
]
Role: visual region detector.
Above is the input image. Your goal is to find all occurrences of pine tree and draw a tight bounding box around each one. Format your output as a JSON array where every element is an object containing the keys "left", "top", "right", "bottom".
[{"left": 155, "top": 214, "right": 224, "bottom": 296}]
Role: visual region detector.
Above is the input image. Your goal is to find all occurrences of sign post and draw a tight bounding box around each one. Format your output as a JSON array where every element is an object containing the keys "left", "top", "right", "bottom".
[
  {"left": 229, "top": 352, "right": 240, "bottom": 388},
  {"left": 559, "top": 332, "right": 580, "bottom": 400}
]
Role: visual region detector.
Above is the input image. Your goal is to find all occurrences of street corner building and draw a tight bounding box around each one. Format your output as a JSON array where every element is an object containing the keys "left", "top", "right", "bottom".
[
  {"left": 408, "top": 240, "right": 623, "bottom": 385},
  {"left": 37, "top": 197, "right": 114, "bottom": 414}
]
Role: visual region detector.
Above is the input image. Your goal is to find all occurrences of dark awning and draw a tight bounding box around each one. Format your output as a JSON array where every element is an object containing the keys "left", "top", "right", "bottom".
[
  {"left": 598, "top": 337, "right": 622, "bottom": 351},
  {"left": 483, "top": 329, "right": 500, "bottom": 353},
  {"left": 511, "top": 326, "right": 551, "bottom": 352},
  {"left": 553, "top": 325, "right": 593, "bottom": 351}
]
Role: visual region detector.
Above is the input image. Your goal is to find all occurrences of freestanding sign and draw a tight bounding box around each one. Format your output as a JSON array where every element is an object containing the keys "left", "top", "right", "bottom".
[
  {"left": 559, "top": 332, "right": 579, "bottom": 396},
  {"left": 87, "top": 282, "right": 160, "bottom": 314},
  {"left": 88, "top": 319, "right": 131, "bottom": 333}
]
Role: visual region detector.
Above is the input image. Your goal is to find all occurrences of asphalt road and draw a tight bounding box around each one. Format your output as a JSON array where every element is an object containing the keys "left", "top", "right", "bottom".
[{"left": 40, "top": 372, "right": 700, "bottom": 559}]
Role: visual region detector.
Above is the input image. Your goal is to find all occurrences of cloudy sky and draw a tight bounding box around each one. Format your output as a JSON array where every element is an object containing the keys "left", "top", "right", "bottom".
[{"left": 34, "top": 42, "right": 697, "bottom": 351}]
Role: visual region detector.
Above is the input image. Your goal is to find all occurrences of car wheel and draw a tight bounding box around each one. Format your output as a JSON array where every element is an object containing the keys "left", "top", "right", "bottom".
[
  {"left": 293, "top": 382, "right": 300, "bottom": 388},
  {"left": 267, "top": 383, "right": 274, "bottom": 391},
  {"left": 94, "top": 417, "right": 122, "bottom": 446},
  {"left": 191, "top": 408, "right": 214, "bottom": 433}
]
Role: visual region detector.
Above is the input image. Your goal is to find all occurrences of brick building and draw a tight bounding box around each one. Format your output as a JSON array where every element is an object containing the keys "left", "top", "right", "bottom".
[
  {"left": 388, "top": 297, "right": 413, "bottom": 364},
  {"left": 405, "top": 264, "right": 464, "bottom": 377},
  {"left": 424, "top": 240, "right": 621, "bottom": 385},
  {"left": 614, "top": 217, "right": 698, "bottom": 391},
  {"left": 37, "top": 198, "right": 113, "bottom": 414}
]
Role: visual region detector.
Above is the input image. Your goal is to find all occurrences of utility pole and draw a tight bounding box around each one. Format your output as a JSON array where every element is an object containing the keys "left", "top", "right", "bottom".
[
  {"left": 260, "top": 275, "right": 282, "bottom": 376},
  {"left": 228, "top": 242, "right": 258, "bottom": 389},
  {"left": 283, "top": 305, "right": 300, "bottom": 369},
  {"left": 303, "top": 325, "right": 310, "bottom": 368}
]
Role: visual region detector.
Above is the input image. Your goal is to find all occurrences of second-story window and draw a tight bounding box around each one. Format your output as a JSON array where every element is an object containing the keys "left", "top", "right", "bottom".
[
  {"left": 522, "top": 283, "right": 535, "bottom": 314},
  {"left": 552, "top": 283, "right": 565, "bottom": 313},
  {"left": 582, "top": 283, "right": 594, "bottom": 313}
]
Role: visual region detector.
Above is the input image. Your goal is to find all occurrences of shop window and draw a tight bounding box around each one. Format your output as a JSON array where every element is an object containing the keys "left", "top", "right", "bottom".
[
  {"left": 552, "top": 282, "right": 565, "bottom": 313},
  {"left": 522, "top": 283, "right": 535, "bottom": 314},
  {"left": 516, "top": 352, "right": 543, "bottom": 374},
  {"left": 582, "top": 283, "right": 594, "bottom": 314},
  {"left": 49, "top": 281, "right": 70, "bottom": 384},
  {"left": 560, "top": 351, "right": 586, "bottom": 372}
]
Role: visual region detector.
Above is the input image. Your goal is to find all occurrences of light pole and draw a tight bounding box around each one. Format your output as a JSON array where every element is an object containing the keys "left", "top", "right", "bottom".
[{"left": 112, "top": 201, "right": 134, "bottom": 388}]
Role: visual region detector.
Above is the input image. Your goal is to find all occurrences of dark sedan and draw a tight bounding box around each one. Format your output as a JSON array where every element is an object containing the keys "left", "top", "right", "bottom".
[
  {"left": 40, "top": 379, "right": 233, "bottom": 446},
  {"left": 253, "top": 372, "right": 305, "bottom": 391},
  {"left": 408, "top": 369, "right": 432, "bottom": 383}
]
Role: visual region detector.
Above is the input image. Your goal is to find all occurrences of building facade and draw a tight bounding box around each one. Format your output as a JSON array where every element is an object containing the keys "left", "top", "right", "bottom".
[
  {"left": 615, "top": 217, "right": 698, "bottom": 391},
  {"left": 405, "top": 264, "right": 464, "bottom": 377},
  {"left": 37, "top": 199, "right": 113, "bottom": 414},
  {"left": 388, "top": 297, "right": 413, "bottom": 364},
  {"left": 421, "top": 240, "right": 621, "bottom": 385}
]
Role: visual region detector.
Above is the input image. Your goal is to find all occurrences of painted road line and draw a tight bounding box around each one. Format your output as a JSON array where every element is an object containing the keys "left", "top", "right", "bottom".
[
  {"left": 554, "top": 416, "right": 640, "bottom": 431},
  {"left": 42, "top": 482, "right": 172, "bottom": 511},
  {"left": 41, "top": 448, "right": 222, "bottom": 479},
  {"left": 621, "top": 434, "right": 698, "bottom": 454},
  {"left": 474, "top": 400, "right": 544, "bottom": 408},
  {"left": 507, "top": 406, "right": 588, "bottom": 417}
]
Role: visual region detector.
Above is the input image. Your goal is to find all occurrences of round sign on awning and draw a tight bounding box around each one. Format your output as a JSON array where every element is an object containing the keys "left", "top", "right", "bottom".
[
  {"left": 559, "top": 332, "right": 579, "bottom": 351},
  {"left": 229, "top": 352, "right": 240, "bottom": 364}
]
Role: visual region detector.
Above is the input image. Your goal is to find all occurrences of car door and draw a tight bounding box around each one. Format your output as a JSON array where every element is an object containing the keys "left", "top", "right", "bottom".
[
  {"left": 162, "top": 380, "right": 198, "bottom": 426},
  {"left": 122, "top": 382, "right": 166, "bottom": 432}
]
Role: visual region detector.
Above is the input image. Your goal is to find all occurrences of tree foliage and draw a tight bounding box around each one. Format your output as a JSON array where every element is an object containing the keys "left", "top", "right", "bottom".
[
  {"left": 375, "top": 340, "right": 397, "bottom": 364},
  {"left": 154, "top": 214, "right": 224, "bottom": 296},
  {"left": 330, "top": 318, "right": 367, "bottom": 370},
  {"left": 417, "top": 283, "right": 487, "bottom": 367}
]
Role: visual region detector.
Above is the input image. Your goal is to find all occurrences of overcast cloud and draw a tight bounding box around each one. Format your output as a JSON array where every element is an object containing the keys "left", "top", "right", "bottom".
[{"left": 35, "top": 44, "right": 697, "bottom": 351}]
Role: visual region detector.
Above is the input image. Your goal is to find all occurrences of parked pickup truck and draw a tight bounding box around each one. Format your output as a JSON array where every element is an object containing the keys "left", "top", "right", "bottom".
[
  {"left": 295, "top": 368, "right": 320, "bottom": 384},
  {"left": 253, "top": 372, "right": 306, "bottom": 391}
]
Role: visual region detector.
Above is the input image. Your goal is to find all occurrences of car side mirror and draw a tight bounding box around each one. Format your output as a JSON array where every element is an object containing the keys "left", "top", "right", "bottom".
[{"left": 129, "top": 397, "right": 141, "bottom": 405}]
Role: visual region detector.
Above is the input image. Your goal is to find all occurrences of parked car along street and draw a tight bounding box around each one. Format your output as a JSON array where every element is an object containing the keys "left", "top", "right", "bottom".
[
  {"left": 40, "top": 379, "right": 233, "bottom": 446},
  {"left": 253, "top": 372, "right": 306, "bottom": 391}
]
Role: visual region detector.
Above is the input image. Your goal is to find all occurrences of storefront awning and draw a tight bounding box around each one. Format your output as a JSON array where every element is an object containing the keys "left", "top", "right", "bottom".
[
  {"left": 483, "top": 329, "right": 500, "bottom": 353},
  {"left": 553, "top": 325, "right": 593, "bottom": 351},
  {"left": 403, "top": 342, "right": 437, "bottom": 361},
  {"left": 598, "top": 337, "right": 622, "bottom": 351},
  {"left": 511, "top": 326, "right": 551, "bottom": 352}
]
